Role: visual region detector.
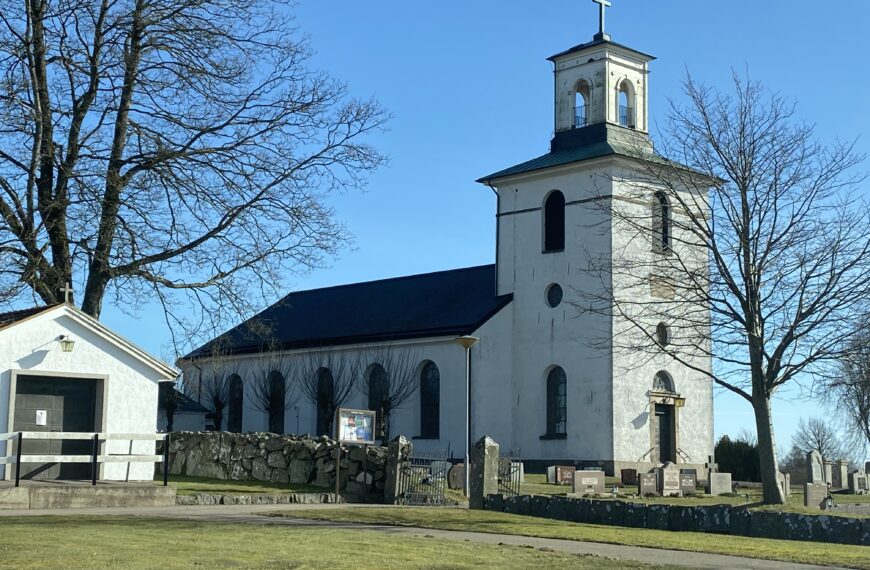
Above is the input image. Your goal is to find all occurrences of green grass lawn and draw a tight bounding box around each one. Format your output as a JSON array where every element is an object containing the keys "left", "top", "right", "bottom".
[
  {"left": 160, "top": 474, "right": 323, "bottom": 496},
  {"left": 0, "top": 516, "right": 668, "bottom": 569},
  {"left": 272, "top": 507, "right": 870, "bottom": 569}
]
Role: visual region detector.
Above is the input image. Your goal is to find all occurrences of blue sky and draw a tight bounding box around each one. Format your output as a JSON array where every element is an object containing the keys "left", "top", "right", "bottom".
[{"left": 101, "top": 0, "right": 870, "bottom": 451}]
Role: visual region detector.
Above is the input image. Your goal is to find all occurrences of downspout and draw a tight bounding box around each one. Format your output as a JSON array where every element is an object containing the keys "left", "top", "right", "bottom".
[{"left": 487, "top": 182, "right": 499, "bottom": 296}]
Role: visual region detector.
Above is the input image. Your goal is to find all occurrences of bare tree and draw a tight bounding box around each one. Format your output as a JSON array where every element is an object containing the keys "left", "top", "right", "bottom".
[
  {"left": 827, "top": 321, "right": 870, "bottom": 456},
  {"left": 0, "top": 0, "right": 387, "bottom": 344},
  {"left": 158, "top": 381, "right": 181, "bottom": 432},
  {"left": 297, "top": 351, "right": 359, "bottom": 437},
  {"left": 792, "top": 417, "right": 844, "bottom": 462},
  {"left": 358, "top": 346, "right": 420, "bottom": 444},
  {"left": 249, "top": 356, "right": 299, "bottom": 434},
  {"left": 581, "top": 73, "right": 870, "bottom": 504}
]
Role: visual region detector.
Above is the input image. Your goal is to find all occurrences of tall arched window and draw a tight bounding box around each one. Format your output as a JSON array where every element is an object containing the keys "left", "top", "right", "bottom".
[
  {"left": 227, "top": 374, "right": 244, "bottom": 433},
  {"left": 419, "top": 361, "right": 440, "bottom": 439},
  {"left": 368, "top": 364, "right": 389, "bottom": 438},
  {"left": 543, "top": 191, "right": 566, "bottom": 253},
  {"left": 546, "top": 367, "right": 567, "bottom": 435},
  {"left": 315, "top": 368, "right": 334, "bottom": 436},
  {"left": 618, "top": 80, "right": 635, "bottom": 128},
  {"left": 267, "top": 371, "right": 285, "bottom": 434},
  {"left": 574, "top": 81, "right": 590, "bottom": 128},
  {"left": 653, "top": 370, "right": 675, "bottom": 393},
  {"left": 653, "top": 191, "right": 672, "bottom": 252}
]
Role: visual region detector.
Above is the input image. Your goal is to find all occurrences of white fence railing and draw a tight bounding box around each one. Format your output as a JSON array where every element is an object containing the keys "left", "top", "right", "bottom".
[{"left": 0, "top": 431, "right": 170, "bottom": 487}]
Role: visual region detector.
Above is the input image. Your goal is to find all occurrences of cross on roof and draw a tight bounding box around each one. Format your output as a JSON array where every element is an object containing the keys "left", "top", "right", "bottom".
[
  {"left": 59, "top": 282, "right": 74, "bottom": 304},
  {"left": 592, "top": 0, "right": 612, "bottom": 40}
]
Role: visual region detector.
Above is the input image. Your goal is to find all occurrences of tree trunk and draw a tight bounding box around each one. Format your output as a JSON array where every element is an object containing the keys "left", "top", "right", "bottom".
[{"left": 753, "top": 393, "right": 785, "bottom": 504}]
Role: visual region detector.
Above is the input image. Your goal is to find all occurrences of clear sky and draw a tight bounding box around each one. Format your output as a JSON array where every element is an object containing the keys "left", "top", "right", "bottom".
[{"left": 100, "top": 0, "right": 870, "bottom": 453}]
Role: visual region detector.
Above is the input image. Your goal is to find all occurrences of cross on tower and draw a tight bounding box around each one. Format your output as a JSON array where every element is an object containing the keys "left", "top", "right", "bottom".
[
  {"left": 59, "top": 282, "right": 74, "bottom": 304},
  {"left": 592, "top": 0, "right": 612, "bottom": 41}
]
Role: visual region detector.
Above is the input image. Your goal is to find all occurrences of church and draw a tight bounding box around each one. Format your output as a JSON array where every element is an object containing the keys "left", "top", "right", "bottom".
[{"left": 179, "top": 3, "right": 714, "bottom": 475}]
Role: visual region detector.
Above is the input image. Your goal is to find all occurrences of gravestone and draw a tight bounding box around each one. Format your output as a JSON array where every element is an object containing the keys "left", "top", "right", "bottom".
[
  {"left": 804, "top": 482, "right": 828, "bottom": 510},
  {"left": 639, "top": 471, "right": 658, "bottom": 496},
  {"left": 706, "top": 472, "right": 732, "bottom": 496},
  {"left": 806, "top": 450, "right": 824, "bottom": 485},
  {"left": 570, "top": 470, "right": 605, "bottom": 496},
  {"left": 447, "top": 463, "right": 465, "bottom": 490},
  {"left": 547, "top": 465, "right": 575, "bottom": 485},
  {"left": 866, "top": 461, "right": 870, "bottom": 475},
  {"left": 832, "top": 461, "right": 848, "bottom": 489},
  {"left": 679, "top": 470, "right": 698, "bottom": 496},
  {"left": 824, "top": 461, "right": 833, "bottom": 486},
  {"left": 657, "top": 463, "right": 681, "bottom": 497},
  {"left": 848, "top": 469, "right": 868, "bottom": 495},
  {"left": 776, "top": 471, "right": 791, "bottom": 498},
  {"left": 704, "top": 456, "right": 718, "bottom": 486},
  {"left": 469, "top": 436, "right": 499, "bottom": 510},
  {"left": 620, "top": 468, "right": 638, "bottom": 486}
]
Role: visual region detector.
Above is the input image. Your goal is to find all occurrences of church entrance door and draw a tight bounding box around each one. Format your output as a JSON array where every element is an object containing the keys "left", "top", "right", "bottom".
[{"left": 654, "top": 404, "right": 675, "bottom": 464}]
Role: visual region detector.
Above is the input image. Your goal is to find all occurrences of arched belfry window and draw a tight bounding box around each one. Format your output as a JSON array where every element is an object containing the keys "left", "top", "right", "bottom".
[
  {"left": 315, "top": 368, "right": 334, "bottom": 436},
  {"left": 227, "top": 374, "right": 244, "bottom": 433},
  {"left": 546, "top": 367, "right": 567, "bottom": 435},
  {"left": 419, "top": 361, "right": 440, "bottom": 439},
  {"left": 574, "top": 81, "right": 591, "bottom": 128},
  {"left": 653, "top": 191, "right": 672, "bottom": 252},
  {"left": 653, "top": 371, "right": 675, "bottom": 393},
  {"left": 543, "top": 191, "right": 565, "bottom": 253},
  {"left": 368, "top": 364, "right": 389, "bottom": 438},
  {"left": 618, "top": 80, "right": 635, "bottom": 128}
]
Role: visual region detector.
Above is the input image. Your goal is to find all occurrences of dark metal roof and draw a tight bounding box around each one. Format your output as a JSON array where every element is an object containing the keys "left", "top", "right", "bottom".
[
  {"left": 0, "top": 304, "right": 61, "bottom": 330},
  {"left": 547, "top": 37, "right": 655, "bottom": 62},
  {"left": 183, "top": 265, "right": 512, "bottom": 360},
  {"left": 478, "top": 141, "right": 619, "bottom": 183}
]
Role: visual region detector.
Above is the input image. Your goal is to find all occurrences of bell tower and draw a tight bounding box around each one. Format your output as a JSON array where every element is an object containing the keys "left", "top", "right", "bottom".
[{"left": 549, "top": 0, "right": 654, "bottom": 150}]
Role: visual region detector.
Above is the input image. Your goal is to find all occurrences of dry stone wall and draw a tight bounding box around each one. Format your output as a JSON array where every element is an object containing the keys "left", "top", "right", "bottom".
[{"left": 167, "top": 432, "right": 388, "bottom": 502}]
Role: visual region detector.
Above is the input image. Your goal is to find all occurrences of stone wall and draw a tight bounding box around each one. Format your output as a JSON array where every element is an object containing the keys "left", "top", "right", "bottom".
[
  {"left": 167, "top": 432, "right": 388, "bottom": 502},
  {"left": 485, "top": 494, "right": 870, "bottom": 546}
]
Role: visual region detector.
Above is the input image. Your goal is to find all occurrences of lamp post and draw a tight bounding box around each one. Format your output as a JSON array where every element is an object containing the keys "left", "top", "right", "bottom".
[{"left": 455, "top": 335, "right": 479, "bottom": 497}]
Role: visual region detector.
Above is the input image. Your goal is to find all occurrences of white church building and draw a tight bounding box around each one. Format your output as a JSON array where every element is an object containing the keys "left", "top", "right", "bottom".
[{"left": 180, "top": 11, "right": 714, "bottom": 475}]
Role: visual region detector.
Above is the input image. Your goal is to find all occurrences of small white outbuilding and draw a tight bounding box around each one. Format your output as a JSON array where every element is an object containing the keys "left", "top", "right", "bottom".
[{"left": 0, "top": 303, "right": 176, "bottom": 482}]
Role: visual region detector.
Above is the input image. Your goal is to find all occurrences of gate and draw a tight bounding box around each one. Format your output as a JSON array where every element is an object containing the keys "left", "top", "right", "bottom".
[
  {"left": 498, "top": 457, "right": 522, "bottom": 497},
  {"left": 395, "top": 455, "right": 449, "bottom": 506}
]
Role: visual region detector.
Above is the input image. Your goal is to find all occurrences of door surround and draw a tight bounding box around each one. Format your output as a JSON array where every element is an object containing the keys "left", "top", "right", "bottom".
[{"left": 4, "top": 370, "right": 108, "bottom": 480}]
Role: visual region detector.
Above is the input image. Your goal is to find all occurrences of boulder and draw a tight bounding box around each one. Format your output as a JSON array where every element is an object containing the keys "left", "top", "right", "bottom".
[
  {"left": 251, "top": 457, "right": 271, "bottom": 482},
  {"left": 267, "top": 451, "right": 287, "bottom": 469}
]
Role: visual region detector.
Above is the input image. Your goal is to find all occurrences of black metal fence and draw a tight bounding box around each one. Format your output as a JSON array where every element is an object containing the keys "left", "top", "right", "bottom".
[
  {"left": 395, "top": 456, "right": 450, "bottom": 506},
  {"left": 498, "top": 457, "right": 522, "bottom": 497}
]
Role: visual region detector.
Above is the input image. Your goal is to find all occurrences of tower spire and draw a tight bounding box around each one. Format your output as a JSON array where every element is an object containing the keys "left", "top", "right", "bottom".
[{"left": 592, "top": 0, "right": 612, "bottom": 41}]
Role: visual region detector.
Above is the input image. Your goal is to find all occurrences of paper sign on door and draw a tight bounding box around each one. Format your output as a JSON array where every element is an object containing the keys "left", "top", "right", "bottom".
[{"left": 35, "top": 410, "right": 47, "bottom": 426}]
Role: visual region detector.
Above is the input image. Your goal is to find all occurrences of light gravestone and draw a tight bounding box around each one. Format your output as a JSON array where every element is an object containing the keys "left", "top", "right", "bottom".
[
  {"left": 570, "top": 470, "right": 605, "bottom": 496},
  {"left": 707, "top": 473, "right": 732, "bottom": 496},
  {"left": 639, "top": 472, "right": 658, "bottom": 496},
  {"left": 658, "top": 463, "right": 681, "bottom": 497},
  {"left": 469, "top": 436, "right": 499, "bottom": 510},
  {"left": 848, "top": 469, "right": 868, "bottom": 495},
  {"left": 805, "top": 450, "right": 828, "bottom": 510},
  {"left": 776, "top": 471, "right": 791, "bottom": 498},
  {"left": 679, "top": 470, "right": 698, "bottom": 496}
]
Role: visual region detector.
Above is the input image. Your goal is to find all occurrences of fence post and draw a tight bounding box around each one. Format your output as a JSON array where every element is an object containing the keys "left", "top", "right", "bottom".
[
  {"left": 163, "top": 433, "right": 171, "bottom": 486},
  {"left": 91, "top": 433, "right": 99, "bottom": 486},
  {"left": 14, "top": 432, "right": 22, "bottom": 487}
]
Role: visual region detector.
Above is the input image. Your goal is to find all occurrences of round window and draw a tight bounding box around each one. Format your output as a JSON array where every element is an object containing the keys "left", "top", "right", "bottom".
[
  {"left": 656, "top": 322, "right": 670, "bottom": 347},
  {"left": 546, "top": 284, "right": 563, "bottom": 308}
]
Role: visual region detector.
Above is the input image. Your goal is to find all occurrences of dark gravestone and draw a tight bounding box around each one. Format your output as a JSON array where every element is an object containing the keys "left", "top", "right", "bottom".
[
  {"left": 620, "top": 468, "right": 638, "bottom": 486},
  {"left": 679, "top": 471, "right": 698, "bottom": 496},
  {"left": 639, "top": 472, "right": 658, "bottom": 496},
  {"left": 447, "top": 463, "right": 465, "bottom": 490}
]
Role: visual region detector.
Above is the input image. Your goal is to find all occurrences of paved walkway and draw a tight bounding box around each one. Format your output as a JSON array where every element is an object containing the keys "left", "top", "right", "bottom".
[{"left": 0, "top": 503, "right": 848, "bottom": 570}]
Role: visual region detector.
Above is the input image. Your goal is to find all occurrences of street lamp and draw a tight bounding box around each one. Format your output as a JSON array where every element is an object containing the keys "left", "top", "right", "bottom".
[{"left": 455, "top": 335, "right": 479, "bottom": 497}]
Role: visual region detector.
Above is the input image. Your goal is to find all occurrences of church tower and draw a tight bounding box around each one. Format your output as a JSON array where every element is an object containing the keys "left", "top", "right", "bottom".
[{"left": 476, "top": 0, "right": 713, "bottom": 473}]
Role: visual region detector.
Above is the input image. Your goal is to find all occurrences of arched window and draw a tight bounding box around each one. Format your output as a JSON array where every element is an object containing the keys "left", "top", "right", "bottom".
[
  {"left": 315, "top": 368, "right": 334, "bottom": 436},
  {"left": 574, "top": 81, "right": 591, "bottom": 128},
  {"left": 267, "top": 371, "right": 285, "bottom": 434},
  {"left": 419, "top": 362, "right": 440, "bottom": 439},
  {"left": 543, "top": 191, "right": 565, "bottom": 253},
  {"left": 618, "top": 80, "right": 635, "bottom": 128},
  {"left": 653, "top": 191, "right": 672, "bottom": 252},
  {"left": 655, "top": 322, "right": 670, "bottom": 347},
  {"left": 227, "top": 374, "right": 244, "bottom": 433},
  {"left": 368, "top": 364, "right": 389, "bottom": 438},
  {"left": 653, "top": 370, "right": 675, "bottom": 393},
  {"left": 546, "top": 367, "right": 567, "bottom": 435}
]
